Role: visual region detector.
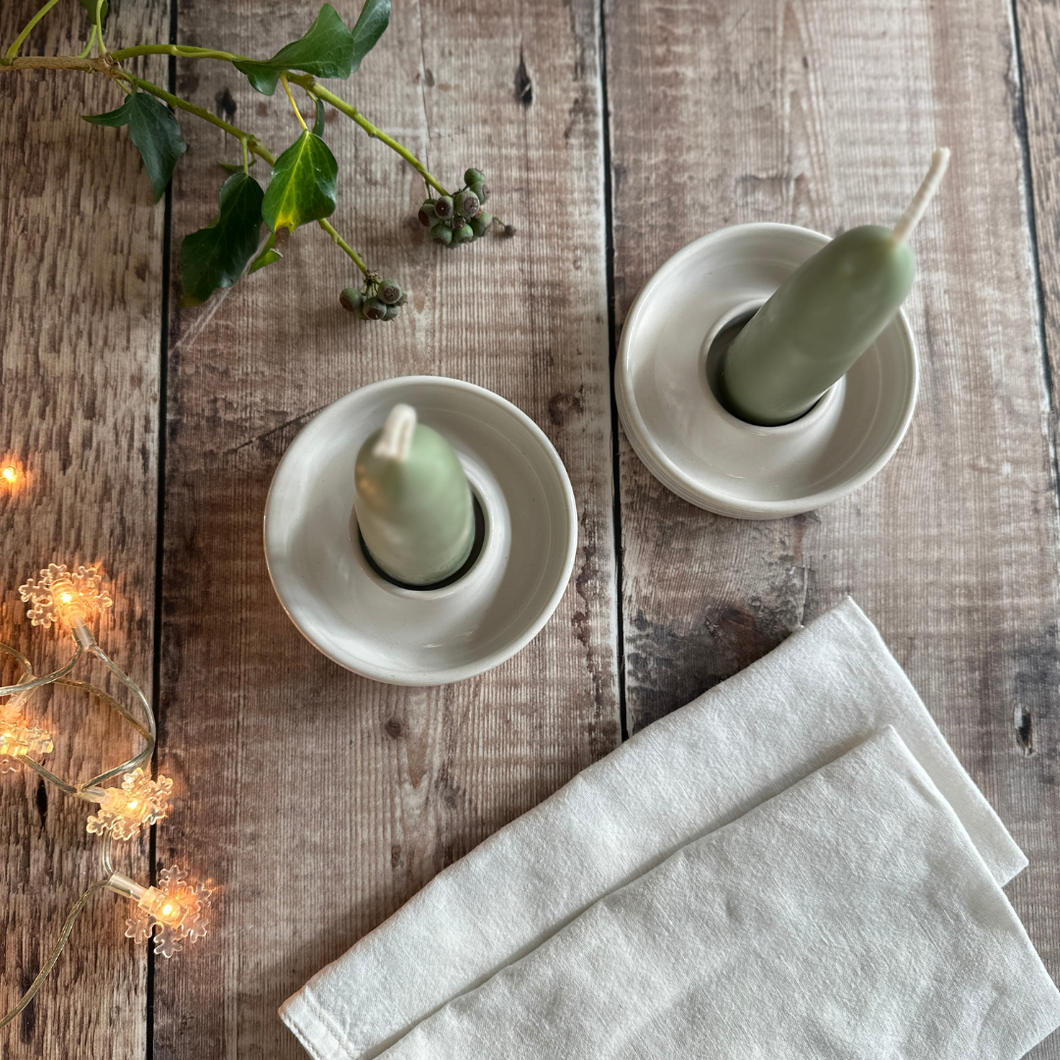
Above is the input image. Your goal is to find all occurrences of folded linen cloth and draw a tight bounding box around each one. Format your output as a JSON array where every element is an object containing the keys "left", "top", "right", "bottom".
[
  {"left": 281, "top": 599, "right": 1028, "bottom": 1059},
  {"left": 371, "top": 730, "right": 1060, "bottom": 1060}
]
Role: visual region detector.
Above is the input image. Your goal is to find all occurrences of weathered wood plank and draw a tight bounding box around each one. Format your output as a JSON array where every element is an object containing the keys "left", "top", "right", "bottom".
[
  {"left": 606, "top": 0, "right": 1060, "bottom": 1054},
  {"left": 0, "top": 2, "right": 168, "bottom": 1057},
  {"left": 152, "top": 0, "right": 616, "bottom": 1055}
]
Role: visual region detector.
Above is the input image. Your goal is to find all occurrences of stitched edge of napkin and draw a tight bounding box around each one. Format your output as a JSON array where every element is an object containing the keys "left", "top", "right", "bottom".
[{"left": 279, "top": 598, "right": 1028, "bottom": 1060}]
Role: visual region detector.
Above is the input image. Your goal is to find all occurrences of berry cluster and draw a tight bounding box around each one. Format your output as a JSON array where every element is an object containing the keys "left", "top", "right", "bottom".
[
  {"left": 419, "top": 168, "right": 494, "bottom": 248},
  {"left": 340, "top": 276, "right": 408, "bottom": 321}
]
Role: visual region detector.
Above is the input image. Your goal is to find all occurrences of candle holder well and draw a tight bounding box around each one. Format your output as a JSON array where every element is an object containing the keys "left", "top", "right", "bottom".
[
  {"left": 615, "top": 223, "right": 919, "bottom": 519},
  {"left": 264, "top": 377, "right": 578, "bottom": 685}
]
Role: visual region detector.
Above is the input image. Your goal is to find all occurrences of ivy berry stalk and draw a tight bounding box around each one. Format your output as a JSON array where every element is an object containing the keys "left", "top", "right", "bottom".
[{"left": 1, "top": 0, "right": 509, "bottom": 320}]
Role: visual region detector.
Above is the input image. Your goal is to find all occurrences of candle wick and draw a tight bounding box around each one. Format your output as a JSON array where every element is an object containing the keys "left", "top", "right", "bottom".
[
  {"left": 373, "top": 404, "right": 418, "bottom": 462},
  {"left": 891, "top": 147, "right": 951, "bottom": 245}
]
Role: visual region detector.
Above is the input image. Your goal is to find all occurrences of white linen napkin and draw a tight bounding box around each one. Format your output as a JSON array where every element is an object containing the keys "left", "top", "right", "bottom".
[
  {"left": 370, "top": 730, "right": 1060, "bottom": 1060},
  {"left": 281, "top": 599, "right": 1030, "bottom": 1060}
]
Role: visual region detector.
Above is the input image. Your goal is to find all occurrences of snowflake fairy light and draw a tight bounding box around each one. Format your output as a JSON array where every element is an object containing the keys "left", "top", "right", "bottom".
[
  {"left": 18, "top": 563, "right": 113, "bottom": 630},
  {"left": 124, "top": 867, "right": 213, "bottom": 957},
  {"left": 86, "top": 768, "right": 174, "bottom": 839},
  {"left": 2, "top": 556, "right": 215, "bottom": 1030},
  {"left": 0, "top": 701, "right": 53, "bottom": 773}
]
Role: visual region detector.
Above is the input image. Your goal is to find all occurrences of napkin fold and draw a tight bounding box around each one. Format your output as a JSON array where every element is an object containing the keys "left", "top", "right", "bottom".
[
  {"left": 373, "top": 730, "right": 1060, "bottom": 1060},
  {"left": 281, "top": 599, "right": 1034, "bottom": 1060}
]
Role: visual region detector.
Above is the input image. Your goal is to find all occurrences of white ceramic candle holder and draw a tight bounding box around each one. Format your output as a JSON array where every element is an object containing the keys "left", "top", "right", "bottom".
[
  {"left": 264, "top": 377, "right": 578, "bottom": 685},
  {"left": 615, "top": 223, "right": 919, "bottom": 519}
]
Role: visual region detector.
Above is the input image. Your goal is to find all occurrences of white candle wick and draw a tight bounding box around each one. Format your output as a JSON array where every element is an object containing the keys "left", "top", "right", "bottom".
[
  {"left": 373, "top": 404, "right": 418, "bottom": 462},
  {"left": 891, "top": 147, "right": 951, "bottom": 245}
]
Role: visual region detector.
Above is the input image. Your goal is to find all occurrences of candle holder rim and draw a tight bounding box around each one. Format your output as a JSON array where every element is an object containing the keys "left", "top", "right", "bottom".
[
  {"left": 615, "top": 222, "right": 920, "bottom": 519},
  {"left": 263, "top": 376, "right": 578, "bottom": 685}
]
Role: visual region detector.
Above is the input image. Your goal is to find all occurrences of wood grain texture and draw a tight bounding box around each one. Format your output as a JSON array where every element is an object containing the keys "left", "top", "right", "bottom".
[
  {"left": 606, "top": 0, "right": 1060, "bottom": 1054},
  {"left": 0, "top": 2, "right": 168, "bottom": 1058},
  {"left": 151, "top": 0, "right": 617, "bottom": 1055}
]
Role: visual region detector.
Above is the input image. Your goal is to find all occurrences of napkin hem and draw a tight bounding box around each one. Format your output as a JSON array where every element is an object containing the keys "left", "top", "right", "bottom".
[{"left": 281, "top": 990, "right": 358, "bottom": 1060}]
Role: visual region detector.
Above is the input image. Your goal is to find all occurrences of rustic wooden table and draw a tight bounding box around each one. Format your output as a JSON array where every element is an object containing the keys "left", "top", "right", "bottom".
[{"left": 2, "top": 0, "right": 1059, "bottom": 1056}]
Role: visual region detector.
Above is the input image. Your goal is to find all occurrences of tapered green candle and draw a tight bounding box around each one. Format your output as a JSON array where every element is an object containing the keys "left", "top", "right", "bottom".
[
  {"left": 719, "top": 149, "right": 950, "bottom": 427},
  {"left": 354, "top": 404, "right": 475, "bottom": 587}
]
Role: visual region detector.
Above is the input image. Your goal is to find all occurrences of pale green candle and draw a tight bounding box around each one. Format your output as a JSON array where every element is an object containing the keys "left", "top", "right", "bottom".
[
  {"left": 719, "top": 149, "right": 950, "bottom": 427},
  {"left": 354, "top": 405, "right": 475, "bottom": 587}
]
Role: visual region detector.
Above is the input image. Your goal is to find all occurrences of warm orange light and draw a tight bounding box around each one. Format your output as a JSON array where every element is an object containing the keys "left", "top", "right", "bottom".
[
  {"left": 2, "top": 465, "right": 16, "bottom": 483},
  {"left": 86, "top": 769, "right": 173, "bottom": 840}
]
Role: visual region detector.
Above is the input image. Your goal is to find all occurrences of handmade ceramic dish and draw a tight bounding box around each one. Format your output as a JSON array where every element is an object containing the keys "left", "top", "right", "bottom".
[
  {"left": 264, "top": 376, "right": 577, "bottom": 685},
  {"left": 615, "top": 223, "right": 919, "bottom": 519}
]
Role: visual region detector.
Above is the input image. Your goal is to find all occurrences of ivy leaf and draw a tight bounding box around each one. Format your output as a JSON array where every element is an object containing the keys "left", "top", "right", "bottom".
[
  {"left": 262, "top": 131, "right": 337, "bottom": 234},
  {"left": 312, "top": 98, "right": 327, "bottom": 138},
  {"left": 83, "top": 94, "right": 187, "bottom": 202},
  {"left": 348, "top": 0, "right": 390, "bottom": 68},
  {"left": 234, "top": 0, "right": 390, "bottom": 95},
  {"left": 179, "top": 173, "right": 264, "bottom": 306},
  {"left": 248, "top": 231, "right": 283, "bottom": 274},
  {"left": 79, "top": 0, "right": 109, "bottom": 24}
]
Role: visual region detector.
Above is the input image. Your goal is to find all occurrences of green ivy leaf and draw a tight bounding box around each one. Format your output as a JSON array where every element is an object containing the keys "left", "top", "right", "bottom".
[
  {"left": 179, "top": 173, "right": 264, "bottom": 306},
  {"left": 262, "top": 131, "right": 337, "bottom": 234},
  {"left": 234, "top": 0, "right": 390, "bottom": 95},
  {"left": 79, "top": 0, "right": 109, "bottom": 24},
  {"left": 248, "top": 231, "right": 283, "bottom": 274},
  {"left": 83, "top": 94, "right": 187, "bottom": 202},
  {"left": 348, "top": 0, "right": 390, "bottom": 68},
  {"left": 312, "top": 97, "right": 327, "bottom": 138}
]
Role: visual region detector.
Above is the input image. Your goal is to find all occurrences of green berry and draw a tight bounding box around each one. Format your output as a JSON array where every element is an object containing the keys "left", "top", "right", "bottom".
[
  {"left": 454, "top": 224, "right": 475, "bottom": 244},
  {"left": 431, "top": 222, "right": 454, "bottom": 246},
  {"left": 380, "top": 280, "right": 404, "bottom": 305},
  {"left": 434, "top": 195, "right": 454, "bottom": 219},
  {"left": 383, "top": 305, "right": 400, "bottom": 321},
  {"left": 454, "top": 190, "right": 481, "bottom": 219},
  {"left": 363, "top": 297, "right": 387, "bottom": 320},
  {"left": 469, "top": 212, "right": 493, "bottom": 237},
  {"left": 470, "top": 181, "right": 489, "bottom": 204},
  {"left": 339, "top": 288, "right": 365, "bottom": 313},
  {"left": 464, "top": 167, "right": 485, "bottom": 187},
  {"left": 418, "top": 201, "right": 436, "bottom": 226}
]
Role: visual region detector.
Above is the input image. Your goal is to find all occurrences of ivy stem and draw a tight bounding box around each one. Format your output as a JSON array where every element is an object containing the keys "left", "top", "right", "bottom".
[
  {"left": 290, "top": 75, "right": 449, "bottom": 197},
  {"left": 317, "top": 218, "right": 369, "bottom": 276},
  {"left": 93, "top": 0, "right": 106, "bottom": 57},
  {"left": 117, "top": 70, "right": 276, "bottom": 164},
  {"left": 1, "top": 55, "right": 376, "bottom": 289},
  {"left": 280, "top": 73, "right": 307, "bottom": 132},
  {"left": 77, "top": 26, "right": 98, "bottom": 60},
  {"left": 119, "top": 72, "right": 367, "bottom": 277},
  {"left": 240, "top": 137, "right": 250, "bottom": 176},
  {"left": 4, "top": 0, "right": 61, "bottom": 61},
  {"left": 109, "top": 43, "right": 251, "bottom": 63}
]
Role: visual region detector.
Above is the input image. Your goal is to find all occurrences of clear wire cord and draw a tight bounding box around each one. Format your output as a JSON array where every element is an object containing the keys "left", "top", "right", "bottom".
[{"left": 0, "top": 879, "right": 109, "bottom": 1030}]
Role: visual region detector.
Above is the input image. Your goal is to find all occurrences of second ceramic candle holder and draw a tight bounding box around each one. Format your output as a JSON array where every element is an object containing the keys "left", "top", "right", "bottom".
[
  {"left": 615, "top": 223, "right": 919, "bottom": 519},
  {"left": 264, "top": 376, "right": 578, "bottom": 685}
]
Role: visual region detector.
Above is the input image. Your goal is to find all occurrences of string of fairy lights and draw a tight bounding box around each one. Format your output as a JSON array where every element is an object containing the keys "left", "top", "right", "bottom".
[{"left": 1, "top": 466, "right": 212, "bottom": 1028}]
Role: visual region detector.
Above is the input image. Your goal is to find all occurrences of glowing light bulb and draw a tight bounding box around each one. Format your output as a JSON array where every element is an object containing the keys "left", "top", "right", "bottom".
[
  {"left": 124, "top": 866, "right": 212, "bottom": 957},
  {"left": 18, "top": 563, "right": 113, "bottom": 630},
  {"left": 86, "top": 768, "right": 173, "bottom": 840},
  {"left": 2, "top": 465, "right": 16, "bottom": 482},
  {"left": 0, "top": 702, "right": 53, "bottom": 773}
]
